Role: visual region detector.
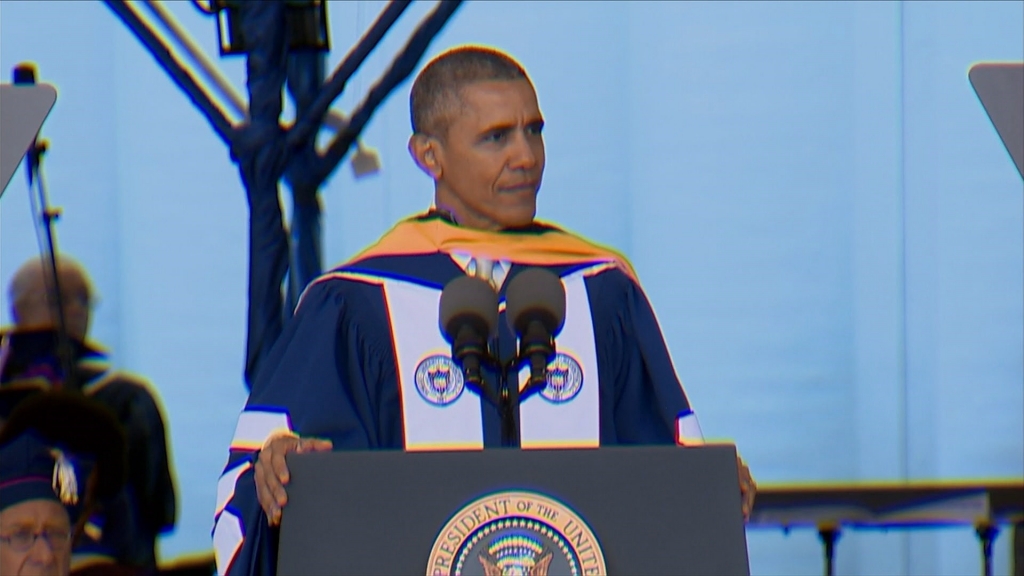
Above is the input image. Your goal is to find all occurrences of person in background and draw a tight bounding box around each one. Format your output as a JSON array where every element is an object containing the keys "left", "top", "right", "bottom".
[
  {"left": 0, "top": 256, "right": 177, "bottom": 572},
  {"left": 0, "top": 391, "right": 138, "bottom": 575}
]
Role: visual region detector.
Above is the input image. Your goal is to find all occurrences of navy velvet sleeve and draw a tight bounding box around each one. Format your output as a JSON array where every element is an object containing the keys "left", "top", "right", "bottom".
[
  {"left": 213, "top": 276, "right": 399, "bottom": 576},
  {"left": 588, "top": 268, "right": 698, "bottom": 445}
]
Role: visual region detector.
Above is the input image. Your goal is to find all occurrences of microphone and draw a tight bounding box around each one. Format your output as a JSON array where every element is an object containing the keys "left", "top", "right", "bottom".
[
  {"left": 439, "top": 275, "right": 499, "bottom": 394},
  {"left": 505, "top": 268, "right": 566, "bottom": 392}
]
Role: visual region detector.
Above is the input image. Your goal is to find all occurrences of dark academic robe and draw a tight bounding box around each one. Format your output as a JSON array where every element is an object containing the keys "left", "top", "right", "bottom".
[
  {"left": 213, "top": 213, "right": 704, "bottom": 576},
  {"left": 0, "top": 330, "right": 177, "bottom": 573}
]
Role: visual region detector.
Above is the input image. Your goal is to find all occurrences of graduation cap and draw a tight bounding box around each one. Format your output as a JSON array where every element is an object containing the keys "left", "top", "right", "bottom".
[{"left": 0, "top": 391, "right": 126, "bottom": 524}]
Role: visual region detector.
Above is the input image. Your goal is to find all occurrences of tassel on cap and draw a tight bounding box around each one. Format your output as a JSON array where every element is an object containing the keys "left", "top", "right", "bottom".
[{"left": 50, "top": 448, "right": 78, "bottom": 505}]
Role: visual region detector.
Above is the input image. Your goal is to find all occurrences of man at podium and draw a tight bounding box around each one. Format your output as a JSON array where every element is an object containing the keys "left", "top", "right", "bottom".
[{"left": 214, "top": 46, "right": 755, "bottom": 576}]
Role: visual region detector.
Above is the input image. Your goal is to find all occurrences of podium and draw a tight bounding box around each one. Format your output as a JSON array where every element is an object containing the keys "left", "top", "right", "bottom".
[
  {"left": 0, "top": 82, "right": 57, "bottom": 196},
  {"left": 279, "top": 444, "right": 750, "bottom": 576},
  {"left": 968, "top": 62, "right": 1024, "bottom": 180}
]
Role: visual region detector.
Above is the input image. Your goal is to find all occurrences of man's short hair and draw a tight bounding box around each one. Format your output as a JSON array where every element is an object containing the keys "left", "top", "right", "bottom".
[{"left": 410, "top": 45, "right": 529, "bottom": 137}]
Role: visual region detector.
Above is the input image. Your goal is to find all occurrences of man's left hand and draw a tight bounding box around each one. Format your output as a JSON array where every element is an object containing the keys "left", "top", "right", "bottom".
[{"left": 737, "top": 455, "right": 756, "bottom": 521}]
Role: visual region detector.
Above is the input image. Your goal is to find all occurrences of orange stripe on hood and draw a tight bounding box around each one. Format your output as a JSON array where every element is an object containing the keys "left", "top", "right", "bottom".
[{"left": 346, "top": 216, "right": 638, "bottom": 283}]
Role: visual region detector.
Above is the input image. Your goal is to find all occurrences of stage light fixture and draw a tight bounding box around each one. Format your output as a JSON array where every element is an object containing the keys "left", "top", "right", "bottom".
[{"left": 212, "top": 0, "right": 330, "bottom": 56}]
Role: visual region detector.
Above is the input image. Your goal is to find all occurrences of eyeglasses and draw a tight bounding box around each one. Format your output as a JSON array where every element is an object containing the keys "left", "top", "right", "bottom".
[{"left": 0, "top": 527, "right": 72, "bottom": 552}]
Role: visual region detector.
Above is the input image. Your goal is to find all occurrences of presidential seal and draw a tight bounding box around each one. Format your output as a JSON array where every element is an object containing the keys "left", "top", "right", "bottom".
[
  {"left": 415, "top": 354, "right": 465, "bottom": 406},
  {"left": 541, "top": 353, "right": 583, "bottom": 404},
  {"left": 427, "top": 491, "right": 606, "bottom": 576}
]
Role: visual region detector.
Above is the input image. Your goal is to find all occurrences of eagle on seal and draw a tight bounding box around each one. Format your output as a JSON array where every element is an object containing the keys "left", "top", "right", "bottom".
[{"left": 478, "top": 550, "right": 553, "bottom": 576}]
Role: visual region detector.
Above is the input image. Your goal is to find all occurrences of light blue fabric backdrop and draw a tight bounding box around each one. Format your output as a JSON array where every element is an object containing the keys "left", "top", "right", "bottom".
[{"left": 1, "top": 1, "right": 1021, "bottom": 574}]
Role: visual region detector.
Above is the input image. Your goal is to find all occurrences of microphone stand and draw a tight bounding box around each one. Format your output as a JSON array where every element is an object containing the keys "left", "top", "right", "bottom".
[
  {"left": 470, "top": 351, "right": 517, "bottom": 447},
  {"left": 498, "top": 358, "right": 519, "bottom": 447},
  {"left": 465, "top": 338, "right": 550, "bottom": 447},
  {"left": 497, "top": 347, "right": 557, "bottom": 447},
  {"left": 472, "top": 344, "right": 521, "bottom": 448},
  {"left": 17, "top": 68, "right": 79, "bottom": 393}
]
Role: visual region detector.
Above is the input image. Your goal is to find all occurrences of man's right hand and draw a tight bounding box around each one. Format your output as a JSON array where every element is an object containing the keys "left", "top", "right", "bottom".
[{"left": 254, "top": 434, "right": 333, "bottom": 526}]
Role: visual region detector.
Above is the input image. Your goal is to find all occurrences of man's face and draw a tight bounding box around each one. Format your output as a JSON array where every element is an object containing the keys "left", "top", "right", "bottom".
[
  {"left": 420, "top": 79, "right": 546, "bottom": 231},
  {"left": 0, "top": 499, "right": 73, "bottom": 576}
]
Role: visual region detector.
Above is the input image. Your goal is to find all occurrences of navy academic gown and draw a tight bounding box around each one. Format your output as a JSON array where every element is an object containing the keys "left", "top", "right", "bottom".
[{"left": 213, "top": 213, "right": 704, "bottom": 575}]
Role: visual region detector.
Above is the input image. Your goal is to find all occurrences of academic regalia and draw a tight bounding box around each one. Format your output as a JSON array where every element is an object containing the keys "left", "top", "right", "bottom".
[
  {"left": 0, "top": 390, "right": 135, "bottom": 575},
  {"left": 0, "top": 329, "right": 176, "bottom": 572},
  {"left": 214, "top": 212, "right": 705, "bottom": 575}
]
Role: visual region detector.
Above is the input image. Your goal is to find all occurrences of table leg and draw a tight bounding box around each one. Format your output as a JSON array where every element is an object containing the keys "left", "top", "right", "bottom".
[
  {"left": 1014, "top": 521, "right": 1023, "bottom": 576},
  {"left": 818, "top": 525, "right": 841, "bottom": 576},
  {"left": 976, "top": 523, "right": 999, "bottom": 576}
]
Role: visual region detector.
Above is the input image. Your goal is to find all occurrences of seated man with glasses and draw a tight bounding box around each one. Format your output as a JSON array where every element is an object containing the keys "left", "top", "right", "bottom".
[
  {"left": 0, "top": 391, "right": 133, "bottom": 575},
  {"left": 0, "top": 256, "right": 177, "bottom": 573}
]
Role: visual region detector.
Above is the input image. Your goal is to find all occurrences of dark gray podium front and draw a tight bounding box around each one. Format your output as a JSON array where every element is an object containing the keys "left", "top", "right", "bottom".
[{"left": 279, "top": 445, "right": 750, "bottom": 575}]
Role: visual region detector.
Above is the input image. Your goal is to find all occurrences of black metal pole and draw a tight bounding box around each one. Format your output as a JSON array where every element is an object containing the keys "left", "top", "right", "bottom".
[
  {"left": 977, "top": 523, "right": 998, "bottom": 576},
  {"left": 313, "top": 0, "right": 464, "bottom": 184},
  {"left": 28, "top": 148, "right": 79, "bottom": 392},
  {"left": 286, "top": 0, "right": 412, "bottom": 152},
  {"left": 284, "top": 50, "right": 327, "bottom": 314},
  {"left": 232, "top": 0, "right": 292, "bottom": 389},
  {"left": 104, "top": 0, "right": 466, "bottom": 389},
  {"left": 102, "top": 0, "right": 234, "bottom": 143},
  {"left": 1013, "top": 521, "right": 1023, "bottom": 576},
  {"left": 817, "top": 525, "right": 840, "bottom": 576}
]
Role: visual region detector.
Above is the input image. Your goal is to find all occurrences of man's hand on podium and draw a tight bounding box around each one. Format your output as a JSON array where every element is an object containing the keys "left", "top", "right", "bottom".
[
  {"left": 255, "top": 433, "right": 334, "bottom": 527},
  {"left": 737, "top": 455, "right": 757, "bottom": 521}
]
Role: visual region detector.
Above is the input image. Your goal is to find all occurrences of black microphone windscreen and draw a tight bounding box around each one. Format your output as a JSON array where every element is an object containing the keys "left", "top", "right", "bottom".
[
  {"left": 439, "top": 275, "right": 499, "bottom": 341},
  {"left": 506, "top": 268, "right": 566, "bottom": 336}
]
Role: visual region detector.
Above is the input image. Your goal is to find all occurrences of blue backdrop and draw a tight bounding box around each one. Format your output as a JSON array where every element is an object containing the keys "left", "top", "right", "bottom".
[{"left": 1, "top": 1, "right": 1021, "bottom": 574}]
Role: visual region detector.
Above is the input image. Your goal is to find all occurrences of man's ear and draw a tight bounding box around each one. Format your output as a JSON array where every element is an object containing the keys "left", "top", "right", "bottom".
[{"left": 408, "top": 134, "right": 442, "bottom": 179}]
